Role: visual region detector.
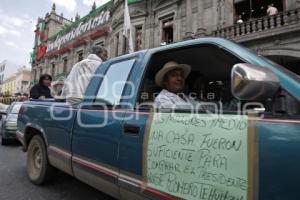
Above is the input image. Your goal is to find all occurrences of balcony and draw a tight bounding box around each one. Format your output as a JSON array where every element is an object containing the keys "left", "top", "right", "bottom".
[{"left": 213, "top": 8, "right": 300, "bottom": 43}]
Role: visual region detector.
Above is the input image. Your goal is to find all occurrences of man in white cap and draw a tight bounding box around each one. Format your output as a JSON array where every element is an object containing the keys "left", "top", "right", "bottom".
[{"left": 154, "top": 61, "right": 197, "bottom": 109}]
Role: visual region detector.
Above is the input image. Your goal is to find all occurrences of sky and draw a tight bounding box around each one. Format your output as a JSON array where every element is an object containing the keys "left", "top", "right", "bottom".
[{"left": 0, "top": 0, "right": 110, "bottom": 67}]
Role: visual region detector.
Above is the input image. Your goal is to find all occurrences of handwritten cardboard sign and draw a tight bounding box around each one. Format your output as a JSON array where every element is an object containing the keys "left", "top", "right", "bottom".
[{"left": 143, "top": 112, "right": 257, "bottom": 200}]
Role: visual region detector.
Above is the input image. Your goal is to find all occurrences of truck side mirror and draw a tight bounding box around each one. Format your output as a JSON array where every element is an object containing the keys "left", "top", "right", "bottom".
[{"left": 231, "top": 63, "right": 280, "bottom": 100}]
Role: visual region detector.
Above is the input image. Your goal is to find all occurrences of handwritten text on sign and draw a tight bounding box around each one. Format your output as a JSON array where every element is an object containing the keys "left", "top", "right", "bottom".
[{"left": 146, "top": 113, "right": 248, "bottom": 200}]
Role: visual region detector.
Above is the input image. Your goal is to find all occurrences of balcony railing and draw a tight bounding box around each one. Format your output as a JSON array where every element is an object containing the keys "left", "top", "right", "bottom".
[{"left": 213, "top": 8, "right": 300, "bottom": 39}]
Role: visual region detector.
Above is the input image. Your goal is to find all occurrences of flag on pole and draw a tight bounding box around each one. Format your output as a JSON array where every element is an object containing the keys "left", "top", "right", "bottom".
[
  {"left": 34, "top": 22, "right": 46, "bottom": 46},
  {"left": 123, "top": 0, "right": 134, "bottom": 54}
]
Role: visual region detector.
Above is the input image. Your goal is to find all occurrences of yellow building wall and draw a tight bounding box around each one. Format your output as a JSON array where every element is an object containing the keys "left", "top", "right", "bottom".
[{"left": 2, "top": 78, "right": 16, "bottom": 96}]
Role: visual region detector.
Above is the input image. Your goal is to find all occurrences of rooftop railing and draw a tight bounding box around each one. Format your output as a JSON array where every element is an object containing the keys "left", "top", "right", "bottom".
[{"left": 213, "top": 8, "right": 300, "bottom": 39}]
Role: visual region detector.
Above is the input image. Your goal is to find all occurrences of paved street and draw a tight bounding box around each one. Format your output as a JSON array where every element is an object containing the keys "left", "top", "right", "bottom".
[{"left": 0, "top": 142, "right": 114, "bottom": 200}]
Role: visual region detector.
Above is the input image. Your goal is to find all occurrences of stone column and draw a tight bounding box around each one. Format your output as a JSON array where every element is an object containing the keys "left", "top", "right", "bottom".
[
  {"left": 184, "top": 0, "right": 193, "bottom": 39},
  {"left": 225, "top": 0, "right": 235, "bottom": 27},
  {"left": 195, "top": 0, "right": 206, "bottom": 37},
  {"left": 144, "top": 0, "right": 154, "bottom": 48},
  {"left": 285, "top": 0, "right": 300, "bottom": 10}
]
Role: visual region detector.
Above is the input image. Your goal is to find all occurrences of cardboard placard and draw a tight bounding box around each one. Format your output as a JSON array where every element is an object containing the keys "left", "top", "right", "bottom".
[{"left": 143, "top": 112, "right": 258, "bottom": 200}]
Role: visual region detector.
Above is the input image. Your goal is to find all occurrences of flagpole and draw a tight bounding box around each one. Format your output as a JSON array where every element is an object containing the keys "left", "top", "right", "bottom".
[{"left": 123, "top": 0, "right": 134, "bottom": 54}]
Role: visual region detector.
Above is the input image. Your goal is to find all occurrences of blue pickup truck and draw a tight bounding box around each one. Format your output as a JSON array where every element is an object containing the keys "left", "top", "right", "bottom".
[{"left": 17, "top": 38, "right": 300, "bottom": 200}]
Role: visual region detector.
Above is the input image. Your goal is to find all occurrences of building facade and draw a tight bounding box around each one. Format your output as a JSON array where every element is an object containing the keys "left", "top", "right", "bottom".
[
  {"left": 1, "top": 67, "right": 31, "bottom": 97},
  {"left": 0, "top": 60, "right": 23, "bottom": 94},
  {"left": 15, "top": 67, "right": 31, "bottom": 95},
  {"left": 2, "top": 74, "right": 16, "bottom": 97},
  {"left": 31, "top": 0, "right": 300, "bottom": 88}
]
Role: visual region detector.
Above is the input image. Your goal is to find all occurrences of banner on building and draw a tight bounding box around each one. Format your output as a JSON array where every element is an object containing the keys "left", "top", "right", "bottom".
[{"left": 47, "top": 10, "right": 110, "bottom": 52}]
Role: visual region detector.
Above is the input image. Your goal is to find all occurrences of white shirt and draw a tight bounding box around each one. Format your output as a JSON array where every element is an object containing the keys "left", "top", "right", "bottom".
[
  {"left": 61, "top": 54, "right": 102, "bottom": 99},
  {"left": 267, "top": 6, "right": 278, "bottom": 16},
  {"left": 154, "top": 89, "right": 197, "bottom": 109},
  {"left": 237, "top": 19, "right": 243, "bottom": 24}
]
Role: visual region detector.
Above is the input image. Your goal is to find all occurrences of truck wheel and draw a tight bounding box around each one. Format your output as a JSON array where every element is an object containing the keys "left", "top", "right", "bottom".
[{"left": 27, "top": 135, "right": 56, "bottom": 185}]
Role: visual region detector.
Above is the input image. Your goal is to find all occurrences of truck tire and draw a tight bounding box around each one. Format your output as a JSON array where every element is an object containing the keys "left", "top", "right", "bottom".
[{"left": 27, "top": 135, "right": 56, "bottom": 185}]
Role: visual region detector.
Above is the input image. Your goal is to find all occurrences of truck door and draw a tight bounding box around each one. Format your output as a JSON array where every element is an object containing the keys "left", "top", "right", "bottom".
[
  {"left": 71, "top": 57, "right": 137, "bottom": 199},
  {"left": 117, "top": 64, "right": 151, "bottom": 200},
  {"left": 256, "top": 95, "right": 300, "bottom": 200},
  {"left": 118, "top": 42, "right": 300, "bottom": 200}
]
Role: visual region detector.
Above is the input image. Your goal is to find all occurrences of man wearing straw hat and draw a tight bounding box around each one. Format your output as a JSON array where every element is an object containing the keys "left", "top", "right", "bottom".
[{"left": 154, "top": 61, "right": 197, "bottom": 109}]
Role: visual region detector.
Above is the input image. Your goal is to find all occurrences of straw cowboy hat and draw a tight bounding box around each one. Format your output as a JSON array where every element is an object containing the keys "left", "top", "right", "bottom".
[{"left": 155, "top": 61, "right": 191, "bottom": 87}]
